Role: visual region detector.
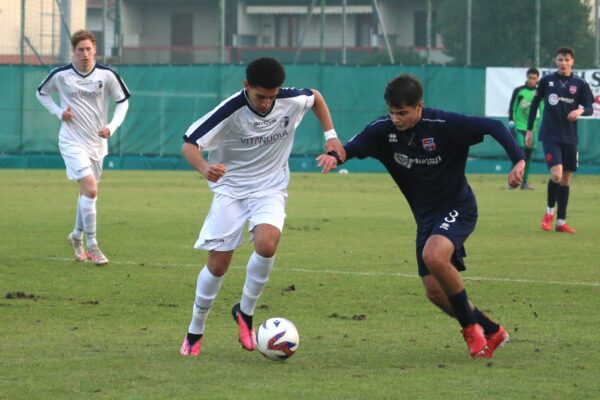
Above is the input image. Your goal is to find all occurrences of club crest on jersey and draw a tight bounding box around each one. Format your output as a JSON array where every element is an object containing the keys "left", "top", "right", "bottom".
[
  {"left": 280, "top": 116, "right": 290, "bottom": 128},
  {"left": 549, "top": 81, "right": 554, "bottom": 87},
  {"left": 388, "top": 133, "right": 398, "bottom": 143},
  {"left": 422, "top": 137, "right": 436, "bottom": 151},
  {"left": 569, "top": 85, "right": 577, "bottom": 94}
]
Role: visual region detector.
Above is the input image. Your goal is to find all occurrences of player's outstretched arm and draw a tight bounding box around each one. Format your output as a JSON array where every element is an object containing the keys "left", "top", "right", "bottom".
[
  {"left": 315, "top": 154, "right": 339, "bottom": 174},
  {"left": 508, "top": 159, "right": 525, "bottom": 188},
  {"left": 181, "top": 142, "right": 226, "bottom": 182},
  {"left": 310, "top": 89, "right": 346, "bottom": 161}
]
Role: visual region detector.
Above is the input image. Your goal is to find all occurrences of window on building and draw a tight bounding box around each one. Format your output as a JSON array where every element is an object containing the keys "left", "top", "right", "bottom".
[
  {"left": 171, "top": 13, "right": 194, "bottom": 63},
  {"left": 414, "top": 10, "right": 436, "bottom": 48},
  {"left": 355, "top": 14, "right": 372, "bottom": 47},
  {"left": 91, "top": 30, "right": 104, "bottom": 57},
  {"left": 276, "top": 15, "right": 300, "bottom": 47}
]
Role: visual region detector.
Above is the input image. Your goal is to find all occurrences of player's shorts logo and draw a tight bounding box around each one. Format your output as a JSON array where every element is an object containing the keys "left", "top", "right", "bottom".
[
  {"left": 548, "top": 94, "right": 559, "bottom": 105},
  {"left": 204, "top": 238, "right": 225, "bottom": 244},
  {"left": 439, "top": 210, "right": 459, "bottom": 230}
]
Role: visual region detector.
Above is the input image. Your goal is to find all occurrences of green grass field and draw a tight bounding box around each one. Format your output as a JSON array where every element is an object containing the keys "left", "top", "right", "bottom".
[{"left": 1, "top": 169, "right": 599, "bottom": 399}]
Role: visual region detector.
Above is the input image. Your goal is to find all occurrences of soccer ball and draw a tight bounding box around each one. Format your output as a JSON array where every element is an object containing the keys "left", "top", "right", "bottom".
[{"left": 256, "top": 317, "right": 299, "bottom": 361}]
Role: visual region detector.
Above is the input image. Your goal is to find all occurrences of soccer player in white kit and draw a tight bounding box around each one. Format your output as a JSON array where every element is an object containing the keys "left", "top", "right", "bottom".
[
  {"left": 180, "top": 58, "right": 345, "bottom": 357},
  {"left": 36, "top": 30, "right": 130, "bottom": 265}
]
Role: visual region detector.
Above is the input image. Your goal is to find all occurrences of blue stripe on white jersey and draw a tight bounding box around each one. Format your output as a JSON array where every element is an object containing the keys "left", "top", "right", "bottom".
[
  {"left": 96, "top": 64, "right": 131, "bottom": 102},
  {"left": 277, "top": 88, "right": 313, "bottom": 98},
  {"left": 37, "top": 64, "right": 72, "bottom": 94},
  {"left": 185, "top": 91, "right": 248, "bottom": 144}
]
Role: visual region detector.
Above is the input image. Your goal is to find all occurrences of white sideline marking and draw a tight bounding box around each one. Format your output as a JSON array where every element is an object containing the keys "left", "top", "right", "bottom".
[{"left": 40, "top": 257, "right": 600, "bottom": 288}]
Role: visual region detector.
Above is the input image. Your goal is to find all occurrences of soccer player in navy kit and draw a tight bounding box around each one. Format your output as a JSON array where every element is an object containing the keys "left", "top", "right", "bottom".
[
  {"left": 317, "top": 74, "right": 525, "bottom": 358},
  {"left": 179, "top": 58, "right": 345, "bottom": 357},
  {"left": 526, "top": 47, "right": 594, "bottom": 234}
]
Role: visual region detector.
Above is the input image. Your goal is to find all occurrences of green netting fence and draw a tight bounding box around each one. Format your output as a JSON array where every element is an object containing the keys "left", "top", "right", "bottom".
[{"left": 1, "top": 64, "right": 599, "bottom": 173}]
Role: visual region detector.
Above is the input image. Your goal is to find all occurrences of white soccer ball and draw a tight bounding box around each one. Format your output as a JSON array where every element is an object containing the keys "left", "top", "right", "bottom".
[
  {"left": 338, "top": 168, "right": 349, "bottom": 174},
  {"left": 256, "top": 317, "right": 299, "bottom": 361}
]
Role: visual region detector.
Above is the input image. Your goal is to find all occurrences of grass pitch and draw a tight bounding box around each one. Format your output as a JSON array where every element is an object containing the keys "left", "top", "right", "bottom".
[{"left": 1, "top": 169, "right": 599, "bottom": 399}]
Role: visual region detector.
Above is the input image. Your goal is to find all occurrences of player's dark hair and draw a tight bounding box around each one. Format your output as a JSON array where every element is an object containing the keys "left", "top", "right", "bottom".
[
  {"left": 384, "top": 74, "right": 423, "bottom": 108},
  {"left": 71, "top": 30, "right": 97, "bottom": 48},
  {"left": 556, "top": 46, "right": 575, "bottom": 58},
  {"left": 246, "top": 58, "right": 285, "bottom": 89},
  {"left": 526, "top": 68, "right": 539, "bottom": 76}
]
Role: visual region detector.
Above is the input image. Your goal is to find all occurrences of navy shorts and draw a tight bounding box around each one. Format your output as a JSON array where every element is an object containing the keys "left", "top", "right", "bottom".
[
  {"left": 415, "top": 197, "right": 478, "bottom": 277},
  {"left": 542, "top": 141, "right": 578, "bottom": 172}
]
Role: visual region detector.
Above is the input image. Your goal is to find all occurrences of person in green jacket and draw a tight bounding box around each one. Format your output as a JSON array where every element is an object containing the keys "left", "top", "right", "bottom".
[{"left": 508, "top": 68, "right": 543, "bottom": 190}]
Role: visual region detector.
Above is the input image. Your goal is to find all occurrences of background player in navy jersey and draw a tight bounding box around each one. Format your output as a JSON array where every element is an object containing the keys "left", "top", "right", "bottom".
[
  {"left": 179, "top": 57, "right": 345, "bottom": 357},
  {"left": 36, "top": 30, "right": 130, "bottom": 265},
  {"left": 317, "top": 74, "right": 525, "bottom": 358},
  {"left": 526, "top": 47, "right": 594, "bottom": 234}
]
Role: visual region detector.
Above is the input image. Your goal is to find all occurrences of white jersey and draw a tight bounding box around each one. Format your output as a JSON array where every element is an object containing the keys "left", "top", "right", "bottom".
[
  {"left": 37, "top": 63, "right": 130, "bottom": 160},
  {"left": 184, "top": 88, "right": 315, "bottom": 198}
]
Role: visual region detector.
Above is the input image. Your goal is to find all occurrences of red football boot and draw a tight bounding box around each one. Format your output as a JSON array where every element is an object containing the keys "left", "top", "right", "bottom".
[
  {"left": 556, "top": 223, "right": 576, "bottom": 234},
  {"left": 481, "top": 325, "right": 509, "bottom": 358},
  {"left": 540, "top": 212, "right": 554, "bottom": 231},
  {"left": 180, "top": 335, "right": 203, "bottom": 357},
  {"left": 232, "top": 303, "right": 256, "bottom": 351},
  {"left": 461, "top": 324, "right": 488, "bottom": 358}
]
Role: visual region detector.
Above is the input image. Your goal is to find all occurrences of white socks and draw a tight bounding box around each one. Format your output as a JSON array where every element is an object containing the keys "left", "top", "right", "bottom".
[
  {"left": 187, "top": 253, "right": 274, "bottom": 335},
  {"left": 240, "top": 252, "right": 274, "bottom": 316},
  {"left": 79, "top": 195, "right": 97, "bottom": 246},
  {"left": 188, "top": 266, "right": 223, "bottom": 335},
  {"left": 72, "top": 195, "right": 84, "bottom": 240}
]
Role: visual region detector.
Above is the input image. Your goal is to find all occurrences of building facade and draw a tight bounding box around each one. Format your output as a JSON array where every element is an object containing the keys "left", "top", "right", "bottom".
[{"left": 0, "top": 0, "right": 86, "bottom": 64}]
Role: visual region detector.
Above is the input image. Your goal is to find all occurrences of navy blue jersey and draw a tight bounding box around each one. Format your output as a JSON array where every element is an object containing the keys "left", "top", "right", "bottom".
[
  {"left": 527, "top": 72, "right": 594, "bottom": 144},
  {"left": 344, "top": 108, "right": 524, "bottom": 222}
]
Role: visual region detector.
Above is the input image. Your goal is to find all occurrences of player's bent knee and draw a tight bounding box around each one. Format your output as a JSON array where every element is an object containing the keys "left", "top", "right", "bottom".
[
  {"left": 254, "top": 242, "right": 277, "bottom": 258},
  {"left": 254, "top": 235, "right": 280, "bottom": 258},
  {"left": 207, "top": 251, "right": 233, "bottom": 276},
  {"left": 422, "top": 251, "right": 444, "bottom": 273},
  {"left": 207, "top": 263, "right": 228, "bottom": 277},
  {"left": 425, "top": 288, "right": 445, "bottom": 307},
  {"left": 551, "top": 172, "right": 562, "bottom": 183}
]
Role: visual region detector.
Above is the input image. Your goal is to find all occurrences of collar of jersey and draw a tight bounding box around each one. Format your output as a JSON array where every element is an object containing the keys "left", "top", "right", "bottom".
[
  {"left": 243, "top": 89, "right": 276, "bottom": 117},
  {"left": 71, "top": 63, "right": 96, "bottom": 78},
  {"left": 555, "top": 71, "right": 573, "bottom": 79}
]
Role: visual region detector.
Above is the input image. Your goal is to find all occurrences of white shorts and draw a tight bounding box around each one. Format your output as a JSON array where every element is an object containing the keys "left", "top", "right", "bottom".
[
  {"left": 195, "top": 192, "right": 287, "bottom": 251},
  {"left": 60, "top": 145, "right": 102, "bottom": 181}
]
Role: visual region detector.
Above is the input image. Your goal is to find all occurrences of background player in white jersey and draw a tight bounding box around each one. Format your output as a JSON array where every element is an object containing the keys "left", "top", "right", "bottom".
[
  {"left": 180, "top": 57, "right": 345, "bottom": 357},
  {"left": 36, "top": 30, "right": 130, "bottom": 265}
]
